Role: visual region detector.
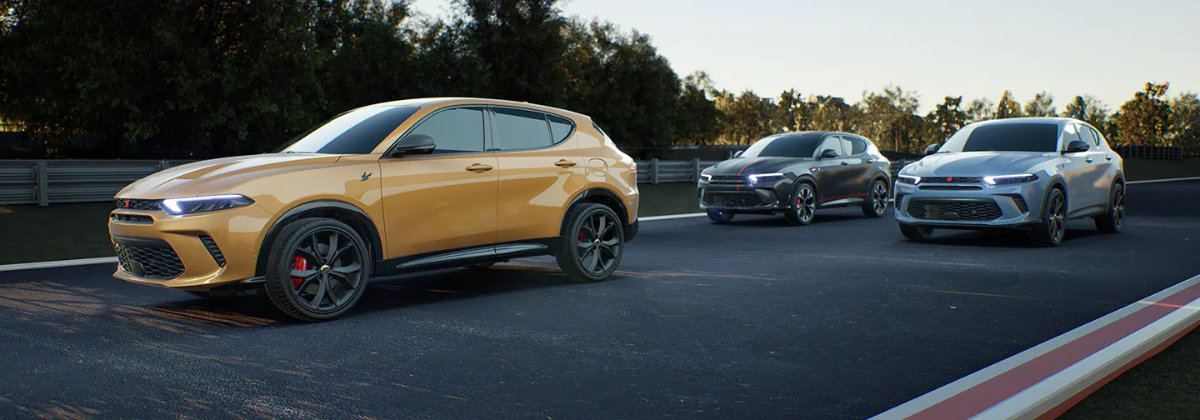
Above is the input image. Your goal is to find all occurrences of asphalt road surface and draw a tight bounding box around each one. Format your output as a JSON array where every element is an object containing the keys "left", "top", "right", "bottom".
[{"left": 2, "top": 181, "right": 1199, "bottom": 419}]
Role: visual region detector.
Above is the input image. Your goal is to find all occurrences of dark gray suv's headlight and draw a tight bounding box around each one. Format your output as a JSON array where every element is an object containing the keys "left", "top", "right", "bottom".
[
  {"left": 161, "top": 194, "right": 255, "bottom": 215},
  {"left": 748, "top": 173, "right": 784, "bottom": 184},
  {"left": 983, "top": 174, "right": 1038, "bottom": 185}
]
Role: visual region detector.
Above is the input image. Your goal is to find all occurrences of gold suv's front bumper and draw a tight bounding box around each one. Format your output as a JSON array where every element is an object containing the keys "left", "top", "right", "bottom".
[{"left": 108, "top": 203, "right": 275, "bottom": 290}]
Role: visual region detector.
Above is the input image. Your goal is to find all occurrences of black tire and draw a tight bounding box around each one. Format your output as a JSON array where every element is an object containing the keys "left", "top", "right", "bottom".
[
  {"left": 1029, "top": 188, "right": 1067, "bottom": 247},
  {"left": 861, "top": 178, "right": 889, "bottom": 218},
  {"left": 264, "top": 218, "right": 372, "bottom": 321},
  {"left": 1093, "top": 182, "right": 1124, "bottom": 233},
  {"left": 784, "top": 182, "right": 817, "bottom": 225},
  {"left": 556, "top": 203, "right": 624, "bottom": 282},
  {"left": 898, "top": 222, "right": 934, "bottom": 241},
  {"left": 707, "top": 209, "right": 735, "bottom": 224}
]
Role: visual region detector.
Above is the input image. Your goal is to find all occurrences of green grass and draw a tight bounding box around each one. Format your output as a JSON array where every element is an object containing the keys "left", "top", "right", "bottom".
[
  {"left": 1123, "top": 158, "right": 1200, "bottom": 181},
  {"left": 0, "top": 202, "right": 116, "bottom": 265},
  {"left": 637, "top": 183, "right": 701, "bottom": 217}
]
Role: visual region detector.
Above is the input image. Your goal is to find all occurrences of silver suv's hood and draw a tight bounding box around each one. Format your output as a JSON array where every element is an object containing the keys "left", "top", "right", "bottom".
[{"left": 904, "top": 152, "right": 1058, "bottom": 177}]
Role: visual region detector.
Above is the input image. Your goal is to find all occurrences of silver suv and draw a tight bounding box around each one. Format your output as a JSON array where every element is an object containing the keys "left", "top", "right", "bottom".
[{"left": 894, "top": 118, "right": 1125, "bottom": 246}]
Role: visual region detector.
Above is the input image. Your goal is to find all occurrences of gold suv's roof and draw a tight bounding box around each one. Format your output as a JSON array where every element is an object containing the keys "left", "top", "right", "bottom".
[{"left": 370, "top": 97, "right": 587, "bottom": 120}]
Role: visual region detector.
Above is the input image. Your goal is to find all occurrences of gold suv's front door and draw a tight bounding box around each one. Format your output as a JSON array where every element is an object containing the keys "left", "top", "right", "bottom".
[{"left": 379, "top": 107, "right": 498, "bottom": 259}]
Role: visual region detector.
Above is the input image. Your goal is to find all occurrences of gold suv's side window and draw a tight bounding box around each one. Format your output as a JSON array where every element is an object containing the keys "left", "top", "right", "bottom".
[{"left": 404, "top": 107, "right": 487, "bottom": 154}]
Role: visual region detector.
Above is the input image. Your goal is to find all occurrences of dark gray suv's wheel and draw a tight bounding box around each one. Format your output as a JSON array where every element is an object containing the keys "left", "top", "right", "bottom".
[
  {"left": 264, "top": 218, "right": 371, "bottom": 321},
  {"left": 557, "top": 203, "right": 624, "bottom": 282},
  {"left": 861, "top": 178, "right": 889, "bottom": 218},
  {"left": 707, "top": 209, "right": 735, "bottom": 224},
  {"left": 1029, "top": 188, "right": 1067, "bottom": 246},
  {"left": 784, "top": 182, "right": 817, "bottom": 225},
  {"left": 1093, "top": 183, "right": 1124, "bottom": 233}
]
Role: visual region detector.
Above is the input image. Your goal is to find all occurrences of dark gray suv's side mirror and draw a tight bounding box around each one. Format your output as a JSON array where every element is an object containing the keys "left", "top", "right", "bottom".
[
  {"left": 392, "top": 134, "right": 436, "bottom": 156},
  {"left": 819, "top": 149, "right": 839, "bottom": 159},
  {"left": 1065, "top": 140, "right": 1090, "bottom": 154},
  {"left": 924, "top": 143, "right": 940, "bottom": 156}
]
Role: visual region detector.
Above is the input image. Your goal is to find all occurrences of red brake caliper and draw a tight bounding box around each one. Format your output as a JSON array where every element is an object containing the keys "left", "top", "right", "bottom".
[{"left": 291, "top": 256, "right": 308, "bottom": 288}]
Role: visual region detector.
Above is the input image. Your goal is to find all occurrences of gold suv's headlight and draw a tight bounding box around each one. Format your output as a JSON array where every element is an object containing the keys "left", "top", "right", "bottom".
[{"left": 161, "top": 194, "right": 255, "bottom": 215}]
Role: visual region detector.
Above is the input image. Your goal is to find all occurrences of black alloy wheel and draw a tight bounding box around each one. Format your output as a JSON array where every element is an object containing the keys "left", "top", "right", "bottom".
[
  {"left": 862, "top": 179, "right": 889, "bottom": 218},
  {"left": 265, "top": 218, "right": 370, "bottom": 321},
  {"left": 1094, "top": 183, "right": 1124, "bottom": 233},
  {"left": 785, "top": 182, "right": 817, "bottom": 225},
  {"left": 557, "top": 203, "right": 623, "bottom": 282},
  {"left": 1030, "top": 188, "right": 1067, "bottom": 246}
]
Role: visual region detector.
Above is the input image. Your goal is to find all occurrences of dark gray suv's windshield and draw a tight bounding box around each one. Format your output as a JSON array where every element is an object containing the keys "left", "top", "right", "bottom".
[
  {"left": 943, "top": 123, "right": 1059, "bottom": 153},
  {"left": 741, "top": 134, "right": 823, "bottom": 158},
  {"left": 280, "top": 106, "right": 419, "bottom": 154}
]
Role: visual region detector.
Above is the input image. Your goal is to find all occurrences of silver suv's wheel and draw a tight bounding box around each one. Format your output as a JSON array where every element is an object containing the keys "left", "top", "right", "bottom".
[
  {"left": 1093, "top": 183, "right": 1124, "bottom": 233},
  {"left": 1029, "top": 188, "right": 1066, "bottom": 246}
]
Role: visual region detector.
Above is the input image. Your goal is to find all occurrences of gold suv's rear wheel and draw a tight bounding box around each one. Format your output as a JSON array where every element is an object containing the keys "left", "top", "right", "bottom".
[
  {"left": 557, "top": 203, "right": 624, "bottom": 282},
  {"left": 264, "top": 218, "right": 371, "bottom": 321}
]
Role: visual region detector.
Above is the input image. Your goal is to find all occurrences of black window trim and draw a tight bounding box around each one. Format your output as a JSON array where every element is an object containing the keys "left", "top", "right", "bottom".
[
  {"left": 487, "top": 105, "right": 577, "bottom": 153},
  {"left": 816, "top": 134, "right": 843, "bottom": 158},
  {"left": 381, "top": 104, "right": 492, "bottom": 158}
]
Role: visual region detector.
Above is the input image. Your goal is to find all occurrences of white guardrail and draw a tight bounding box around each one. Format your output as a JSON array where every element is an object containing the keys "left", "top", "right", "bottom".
[{"left": 0, "top": 159, "right": 909, "bottom": 206}]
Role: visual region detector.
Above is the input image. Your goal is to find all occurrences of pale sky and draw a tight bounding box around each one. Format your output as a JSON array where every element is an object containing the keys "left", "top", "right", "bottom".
[{"left": 409, "top": 0, "right": 1199, "bottom": 113}]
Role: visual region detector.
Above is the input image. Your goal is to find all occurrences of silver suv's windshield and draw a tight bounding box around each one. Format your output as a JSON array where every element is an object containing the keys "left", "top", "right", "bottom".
[
  {"left": 940, "top": 122, "right": 1059, "bottom": 153},
  {"left": 279, "top": 106, "right": 419, "bottom": 154},
  {"left": 741, "top": 133, "right": 824, "bottom": 158}
]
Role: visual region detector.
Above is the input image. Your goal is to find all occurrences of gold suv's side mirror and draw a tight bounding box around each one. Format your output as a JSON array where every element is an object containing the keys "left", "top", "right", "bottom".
[{"left": 392, "top": 134, "right": 436, "bottom": 156}]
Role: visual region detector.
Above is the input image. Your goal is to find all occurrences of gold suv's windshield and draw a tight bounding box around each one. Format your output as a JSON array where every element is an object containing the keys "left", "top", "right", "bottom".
[{"left": 279, "top": 105, "right": 419, "bottom": 154}]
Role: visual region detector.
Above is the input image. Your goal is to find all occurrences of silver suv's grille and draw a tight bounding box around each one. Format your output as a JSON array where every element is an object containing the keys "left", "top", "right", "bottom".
[{"left": 908, "top": 199, "right": 1002, "bottom": 221}]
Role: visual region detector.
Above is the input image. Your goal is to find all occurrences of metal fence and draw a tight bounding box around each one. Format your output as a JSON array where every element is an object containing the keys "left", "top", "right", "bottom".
[
  {"left": 1112, "top": 145, "right": 1184, "bottom": 161},
  {"left": 635, "top": 158, "right": 910, "bottom": 185},
  {"left": 0, "top": 160, "right": 192, "bottom": 206},
  {"left": 0, "top": 158, "right": 912, "bottom": 206}
]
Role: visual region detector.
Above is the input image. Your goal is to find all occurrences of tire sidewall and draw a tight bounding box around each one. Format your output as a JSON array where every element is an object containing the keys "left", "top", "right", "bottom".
[
  {"left": 790, "top": 182, "right": 816, "bottom": 225},
  {"left": 560, "top": 204, "right": 624, "bottom": 281}
]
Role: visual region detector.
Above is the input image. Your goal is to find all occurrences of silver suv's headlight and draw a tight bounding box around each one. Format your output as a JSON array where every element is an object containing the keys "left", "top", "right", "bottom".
[
  {"left": 896, "top": 175, "right": 920, "bottom": 185},
  {"left": 983, "top": 174, "right": 1038, "bottom": 185},
  {"left": 161, "top": 194, "right": 255, "bottom": 215}
]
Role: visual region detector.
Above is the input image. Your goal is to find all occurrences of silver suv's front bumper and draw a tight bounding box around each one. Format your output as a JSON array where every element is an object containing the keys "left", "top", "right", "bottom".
[{"left": 894, "top": 179, "right": 1045, "bottom": 228}]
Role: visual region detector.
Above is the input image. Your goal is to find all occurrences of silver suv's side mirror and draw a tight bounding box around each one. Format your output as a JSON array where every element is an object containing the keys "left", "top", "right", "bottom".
[
  {"left": 1064, "top": 140, "right": 1090, "bottom": 154},
  {"left": 924, "top": 143, "right": 940, "bottom": 156}
]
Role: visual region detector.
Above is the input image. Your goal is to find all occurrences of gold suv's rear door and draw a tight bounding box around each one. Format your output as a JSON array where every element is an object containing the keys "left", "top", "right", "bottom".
[
  {"left": 378, "top": 107, "right": 499, "bottom": 258},
  {"left": 490, "top": 107, "right": 585, "bottom": 243}
]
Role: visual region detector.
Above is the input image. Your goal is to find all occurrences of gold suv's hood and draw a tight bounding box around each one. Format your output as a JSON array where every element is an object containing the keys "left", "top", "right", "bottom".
[{"left": 116, "top": 153, "right": 342, "bottom": 199}]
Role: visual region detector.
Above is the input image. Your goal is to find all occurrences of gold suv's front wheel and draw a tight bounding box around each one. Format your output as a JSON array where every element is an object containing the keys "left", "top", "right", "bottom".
[{"left": 264, "top": 218, "right": 372, "bottom": 321}]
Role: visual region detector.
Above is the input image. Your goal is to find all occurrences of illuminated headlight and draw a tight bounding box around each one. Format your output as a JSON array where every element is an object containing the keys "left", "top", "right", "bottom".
[
  {"left": 699, "top": 173, "right": 712, "bottom": 183},
  {"left": 748, "top": 173, "right": 784, "bottom": 184},
  {"left": 161, "top": 194, "right": 255, "bottom": 215},
  {"left": 896, "top": 175, "right": 921, "bottom": 185},
  {"left": 983, "top": 174, "right": 1038, "bottom": 185}
]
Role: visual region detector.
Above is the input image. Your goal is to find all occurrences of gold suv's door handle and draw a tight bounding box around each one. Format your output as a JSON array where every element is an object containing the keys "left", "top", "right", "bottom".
[
  {"left": 555, "top": 159, "right": 578, "bottom": 168},
  {"left": 465, "top": 163, "right": 493, "bottom": 172}
]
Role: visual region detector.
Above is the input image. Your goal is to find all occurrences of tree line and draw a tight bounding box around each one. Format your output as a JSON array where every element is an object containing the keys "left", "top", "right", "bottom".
[{"left": 0, "top": 0, "right": 1197, "bottom": 158}]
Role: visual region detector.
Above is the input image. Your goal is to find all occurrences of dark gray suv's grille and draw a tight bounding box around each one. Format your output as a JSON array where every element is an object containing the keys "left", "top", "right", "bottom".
[
  {"left": 115, "top": 238, "right": 184, "bottom": 279},
  {"left": 116, "top": 199, "right": 161, "bottom": 211},
  {"left": 708, "top": 175, "right": 747, "bottom": 186},
  {"left": 908, "top": 199, "right": 1002, "bottom": 221},
  {"left": 703, "top": 192, "right": 763, "bottom": 208}
]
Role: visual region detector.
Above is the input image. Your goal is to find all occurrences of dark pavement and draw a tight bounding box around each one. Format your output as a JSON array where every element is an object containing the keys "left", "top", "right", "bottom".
[{"left": 1, "top": 181, "right": 1198, "bottom": 419}]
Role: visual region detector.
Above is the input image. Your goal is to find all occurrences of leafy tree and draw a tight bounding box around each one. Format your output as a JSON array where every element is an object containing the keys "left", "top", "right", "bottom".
[
  {"left": 926, "top": 96, "right": 968, "bottom": 145},
  {"left": 460, "top": 0, "right": 566, "bottom": 104},
  {"left": 673, "top": 72, "right": 721, "bottom": 145},
  {"left": 1112, "top": 82, "right": 1172, "bottom": 146},
  {"left": 809, "top": 95, "right": 861, "bottom": 133},
  {"left": 1024, "top": 91, "right": 1057, "bottom": 117},
  {"left": 1063, "top": 95, "right": 1111, "bottom": 132},
  {"left": 1170, "top": 92, "right": 1200, "bottom": 153},
  {"left": 995, "top": 90, "right": 1024, "bottom": 119},
  {"left": 966, "top": 98, "right": 996, "bottom": 123},
  {"left": 316, "top": 0, "right": 418, "bottom": 114},
  {"left": 715, "top": 90, "right": 783, "bottom": 145},
  {"left": 777, "top": 89, "right": 814, "bottom": 132},
  {"left": 856, "top": 86, "right": 921, "bottom": 153}
]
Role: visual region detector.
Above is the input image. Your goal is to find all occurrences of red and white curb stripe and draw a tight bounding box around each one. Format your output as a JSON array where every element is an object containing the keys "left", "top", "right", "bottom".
[{"left": 873, "top": 274, "right": 1200, "bottom": 420}]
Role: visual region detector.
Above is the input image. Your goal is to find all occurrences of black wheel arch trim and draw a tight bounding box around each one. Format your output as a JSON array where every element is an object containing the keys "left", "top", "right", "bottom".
[
  {"left": 563, "top": 187, "right": 635, "bottom": 241},
  {"left": 256, "top": 200, "right": 384, "bottom": 277}
]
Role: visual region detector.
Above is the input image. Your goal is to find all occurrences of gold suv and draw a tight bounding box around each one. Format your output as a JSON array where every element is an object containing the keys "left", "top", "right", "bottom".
[{"left": 109, "top": 98, "right": 639, "bottom": 321}]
